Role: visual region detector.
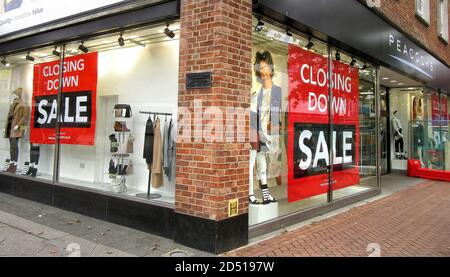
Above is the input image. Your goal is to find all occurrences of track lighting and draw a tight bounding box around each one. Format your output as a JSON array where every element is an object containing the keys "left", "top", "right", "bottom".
[
  {"left": 1, "top": 57, "right": 9, "bottom": 67},
  {"left": 255, "top": 19, "right": 265, "bottom": 32},
  {"left": 118, "top": 33, "right": 125, "bottom": 47},
  {"left": 164, "top": 24, "right": 175, "bottom": 39},
  {"left": 360, "top": 63, "right": 367, "bottom": 70},
  {"left": 286, "top": 29, "right": 292, "bottom": 37},
  {"left": 52, "top": 46, "right": 61, "bottom": 57},
  {"left": 349, "top": 57, "right": 356, "bottom": 67},
  {"left": 79, "top": 42, "right": 89, "bottom": 53},
  {"left": 26, "top": 52, "right": 35, "bottom": 62},
  {"left": 305, "top": 39, "right": 314, "bottom": 50},
  {"left": 335, "top": 51, "right": 341, "bottom": 61}
]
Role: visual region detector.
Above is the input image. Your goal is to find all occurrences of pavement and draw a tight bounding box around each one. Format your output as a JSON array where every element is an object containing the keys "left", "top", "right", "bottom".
[
  {"left": 0, "top": 192, "right": 212, "bottom": 257},
  {"left": 226, "top": 179, "right": 450, "bottom": 257},
  {"left": 1, "top": 173, "right": 448, "bottom": 257}
]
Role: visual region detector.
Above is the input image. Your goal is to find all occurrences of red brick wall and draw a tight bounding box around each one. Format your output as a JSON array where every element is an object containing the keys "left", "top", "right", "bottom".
[
  {"left": 176, "top": 0, "right": 252, "bottom": 220},
  {"left": 375, "top": 0, "right": 450, "bottom": 66}
]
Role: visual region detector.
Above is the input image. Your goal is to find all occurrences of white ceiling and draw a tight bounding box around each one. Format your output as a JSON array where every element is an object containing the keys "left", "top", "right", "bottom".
[{"left": 380, "top": 66, "right": 422, "bottom": 88}]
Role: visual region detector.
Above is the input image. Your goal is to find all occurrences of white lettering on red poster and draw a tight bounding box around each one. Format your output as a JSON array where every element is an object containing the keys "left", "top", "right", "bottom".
[
  {"left": 30, "top": 52, "right": 98, "bottom": 145},
  {"left": 287, "top": 45, "right": 360, "bottom": 202}
]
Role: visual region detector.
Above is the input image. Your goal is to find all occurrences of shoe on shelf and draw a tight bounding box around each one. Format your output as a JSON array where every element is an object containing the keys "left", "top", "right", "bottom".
[
  {"left": 249, "top": 194, "right": 260, "bottom": 205},
  {"left": 118, "top": 165, "right": 128, "bottom": 176},
  {"left": 109, "top": 134, "right": 118, "bottom": 153},
  {"left": 114, "top": 121, "right": 130, "bottom": 132},
  {"left": 108, "top": 159, "right": 117, "bottom": 174}
]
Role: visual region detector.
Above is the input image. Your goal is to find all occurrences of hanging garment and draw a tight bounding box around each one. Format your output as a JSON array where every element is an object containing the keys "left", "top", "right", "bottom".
[
  {"left": 163, "top": 117, "right": 176, "bottom": 182},
  {"left": 143, "top": 117, "right": 154, "bottom": 165},
  {"left": 151, "top": 118, "right": 164, "bottom": 188}
]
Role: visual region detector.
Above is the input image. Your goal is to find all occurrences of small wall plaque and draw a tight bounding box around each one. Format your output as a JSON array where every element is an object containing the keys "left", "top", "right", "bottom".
[
  {"left": 228, "top": 198, "right": 239, "bottom": 217},
  {"left": 186, "top": 72, "right": 212, "bottom": 89}
]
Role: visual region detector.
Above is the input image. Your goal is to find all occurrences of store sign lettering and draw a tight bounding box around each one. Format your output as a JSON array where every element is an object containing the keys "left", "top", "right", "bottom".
[
  {"left": 287, "top": 45, "right": 360, "bottom": 203},
  {"left": 34, "top": 91, "right": 92, "bottom": 129},
  {"left": 388, "top": 34, "right": 434, "bottom": 78},
  {"left": 295, "top": 124, "right": 356, "bottom": 177}
]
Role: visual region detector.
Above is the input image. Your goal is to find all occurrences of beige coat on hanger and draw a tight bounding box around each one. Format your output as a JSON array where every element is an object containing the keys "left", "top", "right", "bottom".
[{"left": 150, "top": 118, "right": 164, "bottom": 188}]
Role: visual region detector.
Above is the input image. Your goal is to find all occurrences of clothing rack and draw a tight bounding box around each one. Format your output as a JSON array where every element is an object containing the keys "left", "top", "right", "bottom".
[
  {"left": 136, "top": 111, "right": 173, "bottom": 201},
  {"left": 139, "top": 111, "right": 172, "bottom": 116}
]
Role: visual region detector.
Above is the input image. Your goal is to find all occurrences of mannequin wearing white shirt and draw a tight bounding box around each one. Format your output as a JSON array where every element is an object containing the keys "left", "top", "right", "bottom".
[{"left": 392, "top": 111, "right": 405, "bottom": 159}]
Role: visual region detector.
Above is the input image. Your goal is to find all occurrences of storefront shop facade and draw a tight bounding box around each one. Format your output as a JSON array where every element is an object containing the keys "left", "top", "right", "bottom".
[{"left": 1, "top": 0, "right": 449, "bottom": 254}]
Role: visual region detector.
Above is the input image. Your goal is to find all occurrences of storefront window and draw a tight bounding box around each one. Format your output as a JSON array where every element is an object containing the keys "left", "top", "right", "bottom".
[
  {"left": 0, "top": 22, "right": 179, "bottom": 204},
  {"left": 55, "top": 24, "right": 179, "bottom": 203},
  {"left": 330, "top": 48, "right": 378, "bottom": 200},
  {"left": 249, "top": 18, "right": 379, "bottom": 226},
  {"left": 416, "top": 89, "right": 446, "bottom": 170},
  {"left": 389, "top": 87, "right": 424, "bottom": 169},
  {"left": 249, "top": 19, "right": 329, "bottom": 226},
  {"left": 0, "top": 47, "right": 59, "bottom": 180}
]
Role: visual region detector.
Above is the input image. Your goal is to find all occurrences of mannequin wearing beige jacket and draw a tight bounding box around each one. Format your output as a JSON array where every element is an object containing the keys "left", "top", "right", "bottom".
[{"left": 3, "top": 88, "right": 29, "bottom": 173}]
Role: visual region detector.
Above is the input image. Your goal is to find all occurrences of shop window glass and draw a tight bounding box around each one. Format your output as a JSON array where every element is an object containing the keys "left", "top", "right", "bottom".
[
  {"left": 0, "top": 47, "right": 59, "bottom": 180},
  {"left": 389, "top": 87, "right": 424, "bottom": 170},
  {"left": 250, "top": 19, "right": 330, "bottom": 226},
  {"left": 330, "top": 49, "right": 378, "bottom": 201},
  {"left": 419, "top": 90, "right": 445, "bottom": 170},
  {"left": 35, "top": 23, "right": 178, "bottom": 203}
]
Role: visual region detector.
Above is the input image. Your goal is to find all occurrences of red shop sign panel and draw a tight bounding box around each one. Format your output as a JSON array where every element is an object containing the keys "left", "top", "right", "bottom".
[
  {"left": 287, "top": 45, "right": 360, "bottom": 203},
  {"left": 30, "top": 52, "right": 98, "bottom": 145}
]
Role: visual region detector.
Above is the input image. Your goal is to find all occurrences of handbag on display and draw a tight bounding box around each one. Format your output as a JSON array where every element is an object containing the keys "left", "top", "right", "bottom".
[
  {"left": 113, "top": 104, "right": 132, "bottom": 118},
  {"left": 127, "top": 160, "right": 134, "bottom": 175},
  {"left": 126, "top": 134, "right": 134, "bottom": 153}
]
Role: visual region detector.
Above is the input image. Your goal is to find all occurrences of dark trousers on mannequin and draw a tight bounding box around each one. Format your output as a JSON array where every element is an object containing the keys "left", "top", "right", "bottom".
[
  {"left": 395, "top": 138, "right": 404, "bottom": 153},
  {"left": 30, "top": 144, "right": 40, "bottom": 165},
  {"left": 9, "top": 138, "right": 19, "bottom": 162}
]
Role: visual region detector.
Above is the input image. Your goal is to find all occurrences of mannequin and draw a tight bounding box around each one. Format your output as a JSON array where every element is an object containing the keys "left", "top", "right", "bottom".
[
  {"left": 249, "top": 50, "right": 281, "bottom": 205},
  {"left": 2, "top": 88, "right": 29, "bottom": 174},
  {"left": 414, "top": 116, "right": 425, "bottom": 167},
  {"left": 392, "top": 110, "right": 405, "bottom": 159}
]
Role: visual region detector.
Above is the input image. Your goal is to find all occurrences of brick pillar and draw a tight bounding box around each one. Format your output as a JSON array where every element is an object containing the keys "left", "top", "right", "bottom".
[{"left": 174, "top": 0, "right": 252, "bottom": 254}]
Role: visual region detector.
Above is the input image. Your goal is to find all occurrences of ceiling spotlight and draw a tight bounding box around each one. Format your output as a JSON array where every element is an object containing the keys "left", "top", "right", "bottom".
[
  {"left": 360, "top": 63, "right": 367, "bottom": 70},
  {"left": 118, "top": 33, "right": 125, "bottom": 47},
  {"left": 305, "top": 39, "right": 314, "bottom": 50},
  {"left": 349, "top": 57, "right": 356, "bottom": 67},
  {"left": 335, "top": 51, "right": 341, "bottom": 61},
  {"left": 79, "top": 42, "right": 89, "bottom": 53},
  {"left": 52, "top": 46, "right": 61, "bottom": 57},
  {"left": 164, "top": 24, "right": 175, "bottom": 39},
  {"left": 25, "top": 52, "right": 35, "bottom": 62},
  {"left": 286, "top": 29, "right": 292, "bottom": 37},
  {"left": 1, "top": 57, "right": 9, "bottom": 67},
  {"left": 255, "top": 19, "right": 265, "bottom": 32}
]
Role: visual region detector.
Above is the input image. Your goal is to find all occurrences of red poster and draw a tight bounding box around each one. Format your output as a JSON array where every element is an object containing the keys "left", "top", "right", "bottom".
[
  {"left": 287, "top": 45, "right": 360, "bottom": 203},
  {"left": 440, "top": 96, "right": 448, "bottom": 121},
  {"left": 30, "top": 52, "right": 98, "bottom": 145},
  {"left": 431, "top": 94, "right": 440, "bottom": 121}
]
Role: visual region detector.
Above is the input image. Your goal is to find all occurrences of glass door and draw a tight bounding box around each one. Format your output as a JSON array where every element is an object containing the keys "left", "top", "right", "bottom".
[{"left": 380, "top": 86, "right": 389, "bottom": 174}]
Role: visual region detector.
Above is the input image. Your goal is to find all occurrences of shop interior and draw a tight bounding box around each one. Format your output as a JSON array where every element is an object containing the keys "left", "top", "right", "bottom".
[{"left": 0, "top": 22, "right": 179, "bottom": 204}]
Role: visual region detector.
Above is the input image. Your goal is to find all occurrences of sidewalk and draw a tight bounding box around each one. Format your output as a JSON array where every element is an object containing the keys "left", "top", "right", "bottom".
[
  {"left": 226, "top": 180, "right": 450, "bottom": 257},
  {"left": 0, "top": 192, "right": 212, "bottom": 257}
]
